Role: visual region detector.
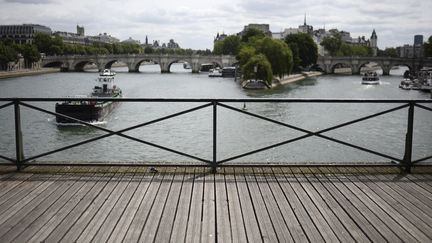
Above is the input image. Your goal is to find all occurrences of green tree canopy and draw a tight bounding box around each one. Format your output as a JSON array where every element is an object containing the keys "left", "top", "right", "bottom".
[
  {"left": 241, "top": 28, "right": 266, "bottom": 43},
  {"left": 424, "top": 36, "right": 432, "bottom": 57},
  {"left": 242, "top": 54, "right": 273, "bottom": 85},
  {"left": 285, "top": 32, "right": 318, "bottom": 70},
  {"left": 320, "top": 34, "right": 342, "bottom": 56},
  {"left": 252, "top": 37, "right": 293, "bottom": 78},
  {"left": 0, "top": 41, "right": 18, "bottom": 66},
  {"left": 213, "top": 35, "right": 241, "bottom": 55}
]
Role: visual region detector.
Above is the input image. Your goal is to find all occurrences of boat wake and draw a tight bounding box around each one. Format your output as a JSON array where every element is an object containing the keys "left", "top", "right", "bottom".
[{"left": 49, "top": 118, "right": 108, "bottom": 126}]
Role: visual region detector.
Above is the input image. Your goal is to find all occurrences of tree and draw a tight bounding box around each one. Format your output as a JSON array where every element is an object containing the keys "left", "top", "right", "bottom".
[
  {"left": 21, "top": 44, "right": 40, "bottom": 67},
  {"left": 241, "top": 28, "right": 266, "bottom": 43},
  {"left": 424, "top": 36, "right": 432, "bottom": 57},
  {"left": 381, "top": 47, "right": 398, "bottom": 57},
  {"left": 252, "top": 37, "right": 293, "bottom": 78},
  {"left": 242, "top": 54, "right": 273, "bottom": 85},
  {"left": 285, "top": 33, "right": 318, "bottom": 70},
  {"left": 213, "top": 35, "right": 241, "bottom": 55},
  {"left": 34, "top": 33, "right": 53, "bottom": 54},
  {"left": 0, "top": 41, "right": 18, "bottom": 69},
  {"left": 320, "top": 34, "right": 342, "bottom": 56}
]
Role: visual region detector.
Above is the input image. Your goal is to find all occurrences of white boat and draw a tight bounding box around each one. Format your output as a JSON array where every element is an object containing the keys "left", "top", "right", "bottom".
[
  {"left": 362, "top": 71, "right": 380, "bottom": 85},
  {"left": 208, "top": 67, "right": 222, "bottom": 77}
]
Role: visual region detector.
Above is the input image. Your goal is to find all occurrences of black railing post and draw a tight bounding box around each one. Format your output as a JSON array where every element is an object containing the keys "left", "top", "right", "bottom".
[
  {"left": 14, "top": 100, "right": 24, "bottom": 171},
  {"left": 403, "top": 101, "right": 414, "bottom": 173},
  {"left": 212, "top": 101, "right": 217, "bottom": 174}
]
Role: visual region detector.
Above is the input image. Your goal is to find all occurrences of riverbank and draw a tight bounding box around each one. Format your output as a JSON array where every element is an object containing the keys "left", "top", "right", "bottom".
[
  {"left": 0, "top": 68, "right": 60, "bottom": 79},
  {"left": 272, "top": 71, "right": 322, "bottom": 87}
]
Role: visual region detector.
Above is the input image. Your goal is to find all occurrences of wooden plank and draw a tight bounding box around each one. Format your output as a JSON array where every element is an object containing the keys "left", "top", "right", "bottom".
[
  {"left": 281, "top": 167, "right": 339, "bottom": 242},
  {"left": 234, "top": 168, "right": 263, "bottom": 242},
  {"left": 200, "top": 172, "right": 216, "bottom": 243},
  {"left": 0, "top": 173, "right": 61, "bottom": 226},
  {"left": 272, "top": 168, "right": 324, "bottom": 242},
  {"left": 106, "top": 171, "right": 154, "bottom": 243},
  {"left": 319, "top": 167, "right": 402, "bottom": 242},
  {"left": 122, "top": 170, "right": 165, "bottom": 242},
  {"left": 297, "top": 168, "right": 358, "bottom": 242},
  {"left": 244, "top": 170, "right": 278, "bottom": 242},
  {"left": 41, "top": 167, "right": 120, "bottom": 242},
  {"left": 310, "top": 168, "right": 386, "bottom": 242},
  {"left": 90, "top": 171, "right": 141, "bottom": 243},
  {"left": 0, "top": 172, "right": 34, "bottom": 198},
  {"left": 138, "top": 170, "right": 175, "bottom": 242},
  {"left": 215, "top": 170, "right": 232, "bottom": 243},
  {"left": 154, "top": 169, "right": 185, "bottom": 242},
  {"left": 0, "top": 173, "right": 49, "bottom": 209},
  {"left": 406, "top": 174, "right": 432, "bottom": 194},
  {"left": 184, "top": 167, "right": 205, "bottom": 243},
  {"left": 12, "top": 172, "right": 98, "bottom": 243},
  {"left": 262, "top": 169, "right": 308, "bottom": 242},
  {"left": 333, "top": 167, "right": 421, "bottom": 242},
  {"left": 253, "top": 168, "right": 293, "bottom": 242},
  {"left": 224, "top": 170, "right": 248, "bottom": 243},
  {"left": 354, "top": 168, "right": 432, "bottom": 240},
  {"left": 0, "top": 173, "right": 84, "bottom": 242},
  {"left": 169, "top": 169, "right": 195, "bottom": 242},
  {"left": 76, "top": 170, "right": 136, "bottom": 242}
]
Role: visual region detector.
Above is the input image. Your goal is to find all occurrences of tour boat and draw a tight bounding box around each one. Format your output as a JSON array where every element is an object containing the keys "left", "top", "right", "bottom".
[
  {"left": 208, "top": 67, "right": 223, "bottom": 77},
  {"left": 55, "top": 69, "right": 122, "bottom": 123},
  {"left": 361, "top": 71, "right": 380, "bottom": 85}
]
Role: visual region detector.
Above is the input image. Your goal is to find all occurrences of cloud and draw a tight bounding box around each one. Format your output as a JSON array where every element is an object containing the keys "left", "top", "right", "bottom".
[
  {"left": 0, "top": 0, "right": 430, "bottom": 49},
  {"left": 4, "top": 0, "right": 53, "bottom": 3}
]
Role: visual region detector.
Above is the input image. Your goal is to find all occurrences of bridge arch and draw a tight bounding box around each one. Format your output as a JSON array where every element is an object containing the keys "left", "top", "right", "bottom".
[
  {"left": 73, "top": 60, "right": 97, "bottom": 72},
  {"left": 42, "top": 61, "right": 64, "bottom": 68},
  {"left": 166, "top": 59, "right": 193, "bottom": 73},
  {"left": 130, "top": 58, "right": 161, "bottom": 72},
  {"left": 330, "top": 62, "right": 352, "bottom": 74}
]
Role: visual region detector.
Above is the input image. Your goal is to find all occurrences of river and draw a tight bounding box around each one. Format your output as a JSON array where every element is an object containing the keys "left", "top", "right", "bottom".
[{"left": 0, "top": 64, "right": 431, "bottom": 164}]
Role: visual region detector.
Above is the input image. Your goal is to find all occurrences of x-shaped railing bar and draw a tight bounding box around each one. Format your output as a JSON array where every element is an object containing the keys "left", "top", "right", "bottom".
[
  {"left": 0, "top": 102, "right": 16, "bottom": 163},
  {"left": 18, "top": 101, "right": 212, "bottom": 164},
  {"left": 216, "top": 102, "right": 409, "bottom": 164},
  {"left": 412, "top": 103, "right": 432, "bottom": 164},
  {"left": 0, "top": 101, "right": 13, "bottom": 110}
]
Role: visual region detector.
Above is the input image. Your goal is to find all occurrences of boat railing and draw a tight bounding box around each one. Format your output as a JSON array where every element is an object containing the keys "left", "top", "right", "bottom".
[{"left": 0, "top": 98, "right": 431, "bottom": 173}]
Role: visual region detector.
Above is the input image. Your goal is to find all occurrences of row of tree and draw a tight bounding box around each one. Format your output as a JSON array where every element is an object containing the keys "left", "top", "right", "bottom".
[
  {"left": 0, "top": 33, "right": 213, "bottom": 70},
  {"left": 214, "top": 28, "right": 318, "bottom": 85}
]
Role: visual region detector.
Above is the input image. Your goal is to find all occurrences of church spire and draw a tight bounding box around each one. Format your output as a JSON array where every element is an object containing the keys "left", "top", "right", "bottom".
[{"left": 304, "top": 13, "right": 307, "bottom": 25}]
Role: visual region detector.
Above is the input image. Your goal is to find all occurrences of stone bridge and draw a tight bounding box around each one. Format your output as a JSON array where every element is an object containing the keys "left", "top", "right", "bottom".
[
  {"left": 316, "top": 56, "right": 432, "bottom": 75},
  {"left": 41, "top": 54, "right": 238, "bottom": 73}
]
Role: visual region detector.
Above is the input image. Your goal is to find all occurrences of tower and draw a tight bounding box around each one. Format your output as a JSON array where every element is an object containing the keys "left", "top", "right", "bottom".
[
  {"left": 370, "top": 29, "right": 378, "bottom": 56},
  {"left": 76, "top": 25, "right": 84, "bottom": 36}
]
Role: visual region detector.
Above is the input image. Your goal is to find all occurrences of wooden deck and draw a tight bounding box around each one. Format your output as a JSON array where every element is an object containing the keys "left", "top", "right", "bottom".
[{"left": 0, "top": 165, "right": 431, "bottom": 242}]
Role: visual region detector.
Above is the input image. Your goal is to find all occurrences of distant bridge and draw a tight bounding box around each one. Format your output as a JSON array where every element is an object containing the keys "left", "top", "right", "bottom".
[
  {"left": 316, "top": 56, "right": 432, "bottom": 75},
  {"left": 41, "top": 54, "right": 238, "bottom": 73}
]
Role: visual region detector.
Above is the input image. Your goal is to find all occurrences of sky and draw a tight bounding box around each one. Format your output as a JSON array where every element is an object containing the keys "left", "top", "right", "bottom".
[{"left": 1, "top": 0, "right": 431, "bottom": 50}]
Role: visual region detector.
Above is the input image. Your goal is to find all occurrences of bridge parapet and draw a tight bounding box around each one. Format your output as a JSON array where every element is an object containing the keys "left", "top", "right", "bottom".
[
  {"left": 41, "top": 54, "right": 237, "bottom": 73},
  {"left": 316, "top": 56, "right": 432, "bottom": 75}
]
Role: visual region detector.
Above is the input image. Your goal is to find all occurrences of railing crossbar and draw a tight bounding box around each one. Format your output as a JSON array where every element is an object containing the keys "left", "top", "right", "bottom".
[
  {"left": 217, "top": 103, "right": 407, "bottom": 163},
  {"left": 19, "top": 102, "right": 212, "bottom": 164},
  {"left": 0, "top": 102, "right": 13, "bottom": 111},
  {"left": 0, "top": 155, "right": 15, "bottom": 163},
  {"left": 414, "top": 103, "right": 432, "bottom": 112},
  {"left": 413, "top": 155, "right": 432, "bottom": 164}
]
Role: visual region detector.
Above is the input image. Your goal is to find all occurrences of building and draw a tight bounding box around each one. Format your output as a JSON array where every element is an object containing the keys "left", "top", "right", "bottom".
[
  {"left": 241, "top": 24, "right": 272, "bottom": 36},
  {"left": 370, "top": 29, "right": 378, "bottom": 56},
  {"left": 122, "top": 37, "right": 141, "bottom": 45},
  {"left": 397, "top": 35, "right": 424, "bottom": 58},
  {"left": 0, "top": 24, "right": 52, "bottom": 44},
  {"left": 214, "top": 32, "right": 228, "bottom": 43},
  {"left": 53, "top": 25, "right": 86, "bottom": 45}
]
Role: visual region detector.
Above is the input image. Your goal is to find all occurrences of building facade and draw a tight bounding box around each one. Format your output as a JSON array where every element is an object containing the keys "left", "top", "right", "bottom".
[{"left": 0, "top": 24, "right": 52, "bottom": 44}]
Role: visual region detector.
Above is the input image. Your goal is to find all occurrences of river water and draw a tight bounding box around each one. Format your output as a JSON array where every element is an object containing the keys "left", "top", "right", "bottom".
[{"left": 0, "top": 64, "right": 431, "bottom": 164}]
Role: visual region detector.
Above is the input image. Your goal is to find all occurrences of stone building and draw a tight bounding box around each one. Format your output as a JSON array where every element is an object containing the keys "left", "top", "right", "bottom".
[{"left": 0, "top": 24, "right": 52, "bottom": 44}]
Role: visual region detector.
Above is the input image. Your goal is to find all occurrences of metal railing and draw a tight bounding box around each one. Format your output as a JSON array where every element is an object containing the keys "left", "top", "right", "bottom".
[{"left": 0, "top": 98, "right": 431, "bottom": 173}]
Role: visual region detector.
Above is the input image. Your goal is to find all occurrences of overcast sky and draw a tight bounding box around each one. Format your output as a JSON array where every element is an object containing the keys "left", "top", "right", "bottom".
[{"left": 1, "top": 0, "right": 431, "bottom": 50}]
